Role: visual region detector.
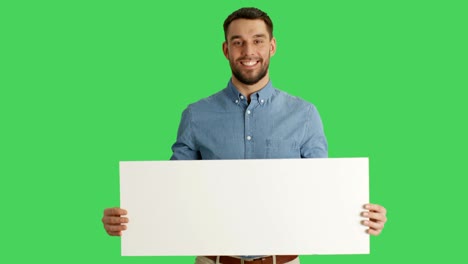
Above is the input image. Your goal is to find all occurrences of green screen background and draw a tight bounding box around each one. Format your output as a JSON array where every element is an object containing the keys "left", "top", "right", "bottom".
[{"left": 1, "top": 0, "right": 467, "bottom": 263}]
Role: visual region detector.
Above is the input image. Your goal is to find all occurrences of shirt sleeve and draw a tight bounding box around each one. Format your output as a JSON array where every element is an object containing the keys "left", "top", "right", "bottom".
[
  {"left": 170, "top": 107, "right": 201, "bottom": 160},
  {"left": 300, "top": 104, "right": 328, "bottom": 158}
]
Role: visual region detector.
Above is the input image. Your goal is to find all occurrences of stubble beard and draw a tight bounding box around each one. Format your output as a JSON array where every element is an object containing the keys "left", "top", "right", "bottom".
[{"left": 230, "top": 56, "right": 270, "bottom": 86}]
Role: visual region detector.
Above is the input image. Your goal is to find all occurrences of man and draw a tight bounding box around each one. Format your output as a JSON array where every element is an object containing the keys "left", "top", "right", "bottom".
[{"left": 102, "top": 7, "right": 387, "bottom": 264}]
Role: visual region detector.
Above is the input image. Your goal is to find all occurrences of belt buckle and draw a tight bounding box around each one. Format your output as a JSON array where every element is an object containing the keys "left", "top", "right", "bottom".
[
  {"left": 244, "top": 257, "right": 262, "bottom": 262},
  {"left": 245, "top": 257, "right": 267, "bottom": 263}
]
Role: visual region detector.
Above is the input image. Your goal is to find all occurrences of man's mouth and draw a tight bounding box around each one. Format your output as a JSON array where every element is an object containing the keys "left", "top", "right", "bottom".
[{"left": 240, "top": 60, "right": 259, "bottom": 67}]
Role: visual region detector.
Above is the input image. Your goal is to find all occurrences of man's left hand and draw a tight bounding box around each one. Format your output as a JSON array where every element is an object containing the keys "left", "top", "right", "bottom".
[{"left": 361, "top": 203, "right": 387, "bottom": 236}]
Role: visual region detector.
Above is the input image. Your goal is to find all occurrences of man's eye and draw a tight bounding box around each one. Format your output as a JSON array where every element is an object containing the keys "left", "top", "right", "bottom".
[
  {"left": 233, "top": 41, "right": 242, "bottom": 46},
  {"left": 254, "top": 40, "right": 264, "bottom": 44}
]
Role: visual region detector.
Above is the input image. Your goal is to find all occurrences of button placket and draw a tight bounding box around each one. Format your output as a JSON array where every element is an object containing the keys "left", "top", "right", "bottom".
[{"left": 244, "top": 104, "right": 254, "bottom": 159}]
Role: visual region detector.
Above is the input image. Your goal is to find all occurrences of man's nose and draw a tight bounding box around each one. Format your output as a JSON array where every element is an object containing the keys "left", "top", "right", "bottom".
[{"left": 241, "top": 43, "right": 255, "bottom": 56}]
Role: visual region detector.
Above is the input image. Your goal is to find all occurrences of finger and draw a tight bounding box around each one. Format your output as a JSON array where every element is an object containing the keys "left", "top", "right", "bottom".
[
  {"left": 107, "top": 231, "right": 122, "bottom": 236},
  {"left": 366, "top": 228, "right": 382, "bottom": 236},
  {"left": 102, "top": 216, "right": 129, "bottom": 224},
  {"left": 104, "top": 207, "right": 128, "bottom": 216},
  {"left": 104, "top": 224, "right": 127, "bottom": 232},
  {"left": 362, "top": 220, "right": 384, "bottom": 231},
  {"left": 361, "top": 211, "right": 387, "bottom": 223},
  {"left": 364, "top": 204, "right": 387, "bottom": 214}
]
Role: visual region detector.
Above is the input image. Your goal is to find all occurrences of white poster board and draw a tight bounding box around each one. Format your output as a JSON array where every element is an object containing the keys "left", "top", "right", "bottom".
[{"left": 120, "top": 158, "right": 369, "bottom": 256}]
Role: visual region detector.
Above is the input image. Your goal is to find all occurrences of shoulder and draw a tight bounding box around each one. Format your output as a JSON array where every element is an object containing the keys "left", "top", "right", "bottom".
[
  {"left": 185, "top": 88, "right": 232, "bottom": 113},
  {"left": 272, "top": 88, "right": 318, "bottom": 112}
]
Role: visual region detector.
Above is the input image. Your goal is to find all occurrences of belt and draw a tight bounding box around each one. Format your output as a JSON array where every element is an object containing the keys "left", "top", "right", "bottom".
[{"left": 205, "top": 255, "right": 298, "bottom": 264}]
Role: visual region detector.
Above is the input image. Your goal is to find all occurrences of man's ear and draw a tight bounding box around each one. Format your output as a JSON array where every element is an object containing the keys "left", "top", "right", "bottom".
[
  {"left": 270, "top": 37, "right": 277, "bottom": 57},
  {"left": 222, "top": 41, "right": 229, "bottom": 60}
]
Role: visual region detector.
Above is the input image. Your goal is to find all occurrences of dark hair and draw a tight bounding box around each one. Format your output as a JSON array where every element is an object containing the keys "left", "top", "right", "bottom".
[{"left": 223, "top": 7, "right": 273, "bottom": 41}]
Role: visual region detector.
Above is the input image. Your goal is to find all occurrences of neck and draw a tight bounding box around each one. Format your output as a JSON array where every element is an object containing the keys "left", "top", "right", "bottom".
[{"left": 231, "top": 74, "right": 270, "bottom": 102}]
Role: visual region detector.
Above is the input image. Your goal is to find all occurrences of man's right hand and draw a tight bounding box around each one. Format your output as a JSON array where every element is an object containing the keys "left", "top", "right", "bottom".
[{"left": 102, "top": 207, "right": 129, "bottom": 236}]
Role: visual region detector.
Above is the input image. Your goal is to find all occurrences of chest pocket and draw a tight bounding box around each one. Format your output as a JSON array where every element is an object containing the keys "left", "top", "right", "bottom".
[{"left": 265, "top": 139, "right": 301, "bottom": 159}]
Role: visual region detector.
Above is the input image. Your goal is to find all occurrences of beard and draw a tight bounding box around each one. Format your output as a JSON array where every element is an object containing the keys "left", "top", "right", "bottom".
[{"left": 229, "top": 57, "right": 270, "bottom": 85}]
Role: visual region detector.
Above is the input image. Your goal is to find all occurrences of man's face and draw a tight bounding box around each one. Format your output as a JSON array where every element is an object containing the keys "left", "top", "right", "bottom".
[{"left": 223, "top": 19, "right": 276, "bottom": 86}]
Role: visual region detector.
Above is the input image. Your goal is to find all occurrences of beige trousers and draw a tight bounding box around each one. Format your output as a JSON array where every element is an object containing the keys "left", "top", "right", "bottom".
[{"left": 195, "top": 256, "right": 300, "bottom": 264}]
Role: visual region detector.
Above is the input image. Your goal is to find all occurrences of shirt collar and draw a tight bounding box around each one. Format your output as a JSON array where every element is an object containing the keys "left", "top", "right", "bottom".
[{"left": 227, "top": 79, "right": 274, "bottom": 105}]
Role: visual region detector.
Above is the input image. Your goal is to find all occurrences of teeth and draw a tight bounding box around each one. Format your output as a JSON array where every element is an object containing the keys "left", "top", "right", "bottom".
[{"left": 241, "top": 61, "right": 258, "bottom": 66}]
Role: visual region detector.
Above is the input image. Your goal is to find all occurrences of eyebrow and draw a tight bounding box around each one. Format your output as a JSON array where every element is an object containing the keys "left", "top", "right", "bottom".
[
  {"left": 229, "top": 34, "right": 268, "bottom": 42},
  {"left": 253, "top": 34, "right": 267, "bottom": 39},
  {"left": 229, "top": 35, "right": 242, "bottom": 41}
]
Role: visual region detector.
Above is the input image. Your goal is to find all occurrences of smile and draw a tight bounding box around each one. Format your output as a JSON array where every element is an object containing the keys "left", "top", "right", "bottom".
[{"left": 240, "top": 60, "right": 259, "bottom": 67}]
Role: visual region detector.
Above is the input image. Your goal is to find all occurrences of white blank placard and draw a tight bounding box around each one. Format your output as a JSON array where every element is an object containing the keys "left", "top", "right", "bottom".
[{"left": 120, "top": 158, "right": 369, "bottom": 256}]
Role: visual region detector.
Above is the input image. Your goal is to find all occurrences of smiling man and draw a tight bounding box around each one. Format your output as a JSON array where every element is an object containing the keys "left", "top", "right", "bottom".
[
  {"left": 102, "top": 7, "right": 387, "bottom": 264},
  {"left": 225, "top": 18, "right": 274, "bottom": 87}
]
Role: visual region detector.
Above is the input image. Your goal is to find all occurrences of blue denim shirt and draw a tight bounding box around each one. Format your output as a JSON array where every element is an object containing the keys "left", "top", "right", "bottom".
[
  {"left": 171, "top": 79, "right": 327, "bottom": 160},
  {"left": 170, "top": 80, "right": 327, "bottom": 258}
]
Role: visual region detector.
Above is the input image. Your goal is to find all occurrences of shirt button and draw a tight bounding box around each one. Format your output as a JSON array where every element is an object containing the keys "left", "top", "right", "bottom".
[
  {"left": 235, "top": 100, "right": 239, "bottom": 104},
  {"left": 260, "top": 99, "right": 264, "bottom": 104},
  {"left": 247, "top": 110, "right": 251, "bottom": 115},
  {"left": 240, "top": 95, "right": 244, "bottom": 99},
  {"left": 246, "top": 136, "right": 252, "bottom": 141}
]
